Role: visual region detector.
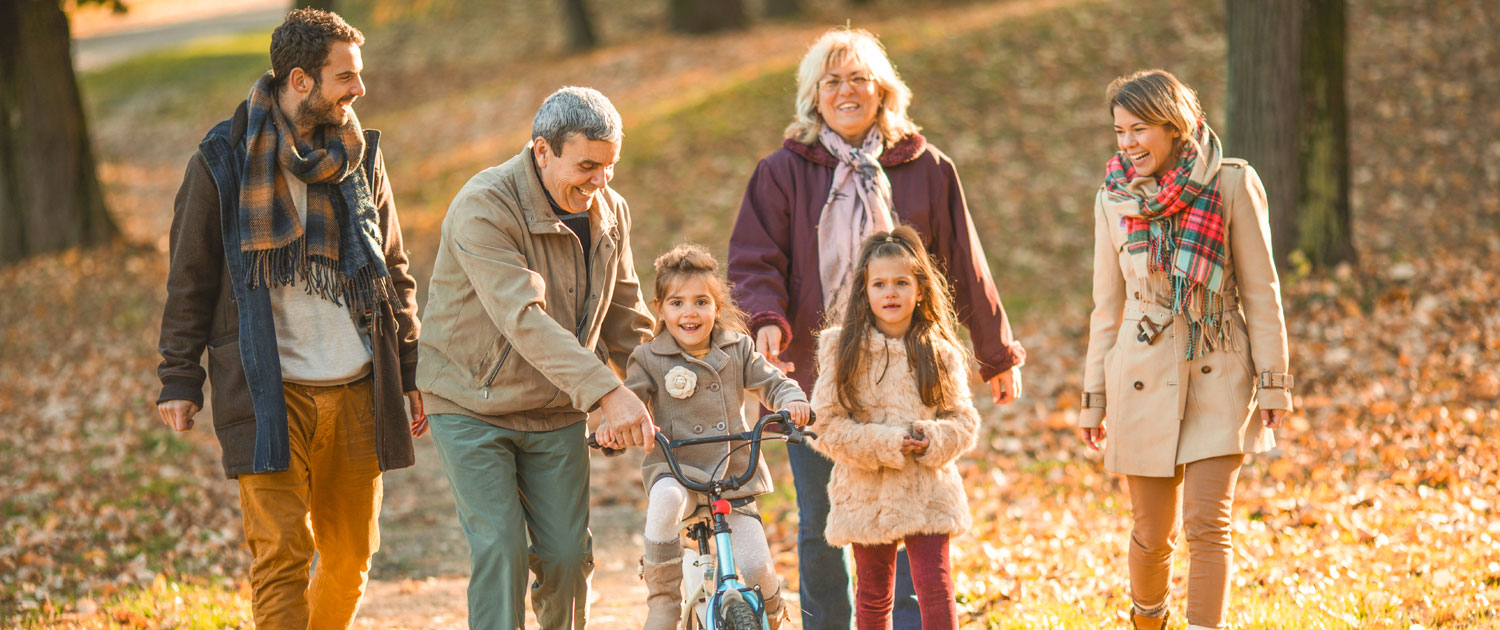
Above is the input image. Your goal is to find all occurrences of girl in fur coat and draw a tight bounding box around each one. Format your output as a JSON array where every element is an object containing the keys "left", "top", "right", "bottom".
[{"left": 810, "top": 227, "right": 981, "bottom": 630}]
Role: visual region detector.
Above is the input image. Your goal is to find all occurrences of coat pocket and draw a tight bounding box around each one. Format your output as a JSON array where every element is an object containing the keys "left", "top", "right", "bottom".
[{"left": 205, "top": 337, "right": 255, "bottom": 430}]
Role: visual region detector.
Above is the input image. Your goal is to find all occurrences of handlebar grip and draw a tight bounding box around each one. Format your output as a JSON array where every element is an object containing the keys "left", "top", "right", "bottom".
[{"left": 586, "top": 433, "right": 625, "bottom": 458}]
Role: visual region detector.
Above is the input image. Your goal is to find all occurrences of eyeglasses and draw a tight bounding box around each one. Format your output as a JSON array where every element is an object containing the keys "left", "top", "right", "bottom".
[{"left": 818, "top": 74, "right": 875, "bottom": 93}]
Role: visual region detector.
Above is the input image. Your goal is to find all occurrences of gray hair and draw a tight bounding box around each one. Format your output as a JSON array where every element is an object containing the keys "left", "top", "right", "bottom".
[{"left": 531, "top": 86, "right": 624, "bottom": 156}]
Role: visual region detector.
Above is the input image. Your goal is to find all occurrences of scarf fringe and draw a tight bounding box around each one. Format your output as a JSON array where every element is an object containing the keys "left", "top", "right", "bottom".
[{"left": 245, "top": 238, "right": 399, "bottom": 312}]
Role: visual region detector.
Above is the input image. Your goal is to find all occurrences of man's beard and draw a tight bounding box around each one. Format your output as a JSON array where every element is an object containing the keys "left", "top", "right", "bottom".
[{"left": 295, "top": 86, "right": 349, "bottom": 130}]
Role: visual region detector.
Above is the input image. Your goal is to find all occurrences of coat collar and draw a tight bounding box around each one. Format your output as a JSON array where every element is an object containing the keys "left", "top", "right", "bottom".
[
  {"left": 782, "top": 132, "right": 928, "bottom": 169},
  {"left": 648, "top": 326, "right": 737, "bottom": 371},
  {"left": 516, "top": 141, "right": 618, "bottom": 237}
]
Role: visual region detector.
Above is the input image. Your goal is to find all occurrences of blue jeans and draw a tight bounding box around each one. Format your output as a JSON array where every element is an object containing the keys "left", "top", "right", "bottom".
[{"left": 789, "top": 442, "right": 921, "bottom": 630}]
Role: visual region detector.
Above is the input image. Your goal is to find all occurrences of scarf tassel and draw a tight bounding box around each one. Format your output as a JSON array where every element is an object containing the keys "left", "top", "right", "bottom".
[{"left": 246, "top": 239, "right": 399, "bottom": 313}]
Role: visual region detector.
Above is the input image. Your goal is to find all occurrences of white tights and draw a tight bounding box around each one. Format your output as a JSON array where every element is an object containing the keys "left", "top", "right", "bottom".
[{"left": 644, "top": 478, "right": 778, "bottom": 597}]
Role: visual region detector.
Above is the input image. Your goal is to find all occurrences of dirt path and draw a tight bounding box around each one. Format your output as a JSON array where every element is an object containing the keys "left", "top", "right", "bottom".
[{"left": 71, "top": 0, "right": 288, "bottom": 71}]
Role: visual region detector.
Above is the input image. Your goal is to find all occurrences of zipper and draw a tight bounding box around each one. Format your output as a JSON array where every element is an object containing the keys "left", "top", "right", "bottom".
[{"left": 481, "top": 345, "right": 513, "bottom": 399}]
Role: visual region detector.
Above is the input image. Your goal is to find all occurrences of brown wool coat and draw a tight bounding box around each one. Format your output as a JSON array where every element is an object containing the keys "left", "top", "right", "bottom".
[
  {"left": 1079, "top": 159, "right": 1294, "bottom": 478},
  {"left": 626, "top": 328, "right": 806, "bottom": 500},
  {"left": 809, "top": 327, "right": 979, "bottom": 547}
]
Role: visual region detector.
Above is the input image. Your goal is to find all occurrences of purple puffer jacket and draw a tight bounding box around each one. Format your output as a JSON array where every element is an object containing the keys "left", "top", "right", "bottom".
[{"left": 728, "top": 133, "right": 1026, "bottom": 391}]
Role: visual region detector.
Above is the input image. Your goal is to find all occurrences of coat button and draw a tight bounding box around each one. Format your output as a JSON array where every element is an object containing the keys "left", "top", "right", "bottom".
[
  {"left": 709, "top": 382, "right": 720, "bottom": 392},
  {"left": 1133, "top": 381, "right": 1144, "bottom": 390},
  {"left": 715, "top": 422, "right": 726, "bottom": 430},
  {"left": 692, "top": 425, "right": 704, "bottom": 434},
  {"left": 1201, "top": 366, "right": 1212, "bottom": 374}
]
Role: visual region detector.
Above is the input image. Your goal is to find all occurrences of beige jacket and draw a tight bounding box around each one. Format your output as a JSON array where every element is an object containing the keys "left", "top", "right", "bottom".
[
  {"left": 1079, "top": 159, "right": 1293, "bottom": 477},
  {"left": 810, "top": 327, "right": 979, "bottom": 547},
  {"left": 626, "top": 328, "right": 806, "bottom": 500},
  {"left": 418, "top": 144, "right": 654, "bottom": 431}
]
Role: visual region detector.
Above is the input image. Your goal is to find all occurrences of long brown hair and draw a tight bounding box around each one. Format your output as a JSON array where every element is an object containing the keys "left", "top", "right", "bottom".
[
  {"left": 831, "top": 226, "right": 967, "bottom": 413},
  {"left": 650, "top": 243, "right": 747, "bottom": 337}
]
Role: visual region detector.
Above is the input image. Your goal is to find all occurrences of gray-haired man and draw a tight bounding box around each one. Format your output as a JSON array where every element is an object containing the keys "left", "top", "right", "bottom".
[{"left": 418, "top": 87, "right": 655, "bottom": 628}]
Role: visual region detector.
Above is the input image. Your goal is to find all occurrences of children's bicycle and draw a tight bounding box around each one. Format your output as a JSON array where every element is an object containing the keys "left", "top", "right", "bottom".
[{"left": 590, "top": 410, "right": 815, "bottom": 630}]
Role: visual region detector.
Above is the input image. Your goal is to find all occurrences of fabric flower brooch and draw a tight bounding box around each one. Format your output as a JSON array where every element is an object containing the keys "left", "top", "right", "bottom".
[{"left": 664, "top": 366, "right": 697, "bottom": 399}]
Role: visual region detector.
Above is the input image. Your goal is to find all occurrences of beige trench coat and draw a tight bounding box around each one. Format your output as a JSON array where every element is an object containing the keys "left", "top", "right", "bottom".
[
  {"left": 626, "top": 328, "right": 806, "bottom": 500},
  {"left": 1079, "top": 159, "right": 1293, "bottom": 478}
]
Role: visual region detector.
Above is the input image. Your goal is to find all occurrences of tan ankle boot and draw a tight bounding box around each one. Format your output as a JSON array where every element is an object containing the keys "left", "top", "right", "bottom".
[
  {"left": 1131, "top": 609, "right": 1169, "bottom": 630},
  {"left": 642, "top": 559, "right": 684, "bottom": 630},
  {"left": 762, "top": 590, "right": 788, "bottom": 630}
]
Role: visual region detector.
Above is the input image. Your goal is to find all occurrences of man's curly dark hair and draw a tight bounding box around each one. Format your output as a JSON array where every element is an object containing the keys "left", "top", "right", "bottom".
[{"left": 269, "top": 9, "right": 365, "bottom": 89}]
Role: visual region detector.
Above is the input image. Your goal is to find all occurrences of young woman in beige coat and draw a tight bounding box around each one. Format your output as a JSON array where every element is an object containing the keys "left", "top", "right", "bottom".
[
  {"left": 811, "top": 227, "right": 980, "bottom": 630},
  {"left": 1078, "top": 70, "right": 1294, "bottom": 630}
]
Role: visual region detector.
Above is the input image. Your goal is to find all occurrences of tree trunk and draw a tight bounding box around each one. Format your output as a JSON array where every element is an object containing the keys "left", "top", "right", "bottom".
[
  {"left": 1226, "top": 0, "right": 1303, "bottom": 272},
  {"left": 1297, "top": 0, "right": 1354, "bottom": 267},
  {"left": 0, "top": 0, "right": 117, "bottom": 265},
  {"left": 669, "top": 0, "right": 748, "bottom": 34},
  {"left": 766, "top": 0, "right": 801, "bottom": 19},
  {"left": 297, "top": 0, "right": 336, "bottom": 12},
  {"left": 563, "top": 0, "right": 599, "bottom": 51}
]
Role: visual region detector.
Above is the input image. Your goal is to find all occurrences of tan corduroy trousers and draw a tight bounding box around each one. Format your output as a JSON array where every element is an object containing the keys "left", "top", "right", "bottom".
[
  {"left": 1126, "top": 453, "right": 1245, "bottom": 629},
  {"left": 236, "top": 379, "right": 383, "bottom": 630}
]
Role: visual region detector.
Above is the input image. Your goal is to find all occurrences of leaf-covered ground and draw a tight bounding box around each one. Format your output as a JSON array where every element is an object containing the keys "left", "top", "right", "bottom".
[{"left": 4, "top": 0, "right": 1498, "bottom": 628}]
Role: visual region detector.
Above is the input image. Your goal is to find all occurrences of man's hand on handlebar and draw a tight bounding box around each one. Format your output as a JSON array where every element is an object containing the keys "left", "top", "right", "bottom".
[
  {"left": 783, "top": 402, "right": 812, "bottom": 428},
  {"left": 597, "top": 386, "right": 657, "bottom": 454}
]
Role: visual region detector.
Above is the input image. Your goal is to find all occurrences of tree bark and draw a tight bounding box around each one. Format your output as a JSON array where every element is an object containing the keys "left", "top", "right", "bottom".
[
  {"left": 563, "top": 0, "right": 599, "bottom": 51},
  {"left": 669, "top": 0, "right": 748, "bottom": 34},
  {"left": 0, "top": 0, "right": 117, "bottom": 265},
  {"left": 1226, "top": 0, "right": 1303, "bottom": 272},
  {"left": 766, "top": 0, "right": 801, "bottom": 19},
  {"left": 1297, "top": 0, "right": 1354, "bottom": 266}
]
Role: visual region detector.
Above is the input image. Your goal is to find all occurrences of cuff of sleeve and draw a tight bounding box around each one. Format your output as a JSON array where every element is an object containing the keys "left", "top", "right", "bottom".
[
  {"left": 573, "top": 362, "right": 626, "bottom": 412},
  {"left": 1257, "top": 387, "right": 1293, "bottom": 411},
  {"left": 978, "top": 341, "right": 1027, "bottom": 382},
  {"left": 158, "top": 378, "right": 205, "bottom": 408},
  {"left": 400, "top": 360, "right": 418, "bottom": 393},
  {"left": 748, "top": 311, "right": 792, "bottom": 353},
  {"left": 1078, "top": 407, "right": 1105, "bottom": 429}
]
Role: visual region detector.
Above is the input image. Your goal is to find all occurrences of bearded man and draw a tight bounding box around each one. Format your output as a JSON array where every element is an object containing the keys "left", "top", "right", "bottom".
[{"left": 154, "top": 9, "right": 424, "bottom": 629}]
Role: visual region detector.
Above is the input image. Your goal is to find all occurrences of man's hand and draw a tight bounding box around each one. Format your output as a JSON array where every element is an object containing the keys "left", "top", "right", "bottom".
[
  {"left": 596, "top": 386, "right": 656, "bottom": 453},
  {"left": 1261, "top": 408, "right": 1286, "bottom": 429},
  {"left": 157, "top": 400, "right": 200, "bottom": 432},
  {"left": 755, "top": 325, "right": 795, "bottom": 374},
  {"left": 990, "top": 366, "right": 1023, "bottom": 405},
  {"left": 406, "top": 390, "right": 428, "bottom": 437}
]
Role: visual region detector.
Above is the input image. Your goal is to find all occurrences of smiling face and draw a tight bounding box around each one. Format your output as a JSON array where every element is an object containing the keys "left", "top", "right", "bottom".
[
  {"left": 295, "top": 41, "right": 364, "bottom": 129},
  {"left": 1113, "top": 106, "right": 1180, "bottom": 178},
  {"left": 865, "top": 255, "right": 919, "bottom": 338},
  {"left": 534, "top": 133, "right": 620, "bottom": 214},
  {"left": 657, "top": 275, "right": 718, "bottom": 353},
  {"left": 816, "top": 59, "right": 883, "bottom": 145}
]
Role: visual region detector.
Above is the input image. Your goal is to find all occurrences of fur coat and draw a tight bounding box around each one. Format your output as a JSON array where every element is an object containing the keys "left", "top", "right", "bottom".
[{"left": 810, "top": 326, "right": 980, "bottom": 546}]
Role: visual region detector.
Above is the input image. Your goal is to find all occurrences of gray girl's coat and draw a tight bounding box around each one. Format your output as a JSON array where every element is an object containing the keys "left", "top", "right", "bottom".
[{"left": 625, "top": 327, "right": 806, "bottom": 500}]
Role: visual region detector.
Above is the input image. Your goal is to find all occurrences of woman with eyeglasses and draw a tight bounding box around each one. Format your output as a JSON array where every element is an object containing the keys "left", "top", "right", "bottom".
[{"left": 727, "top": 27, "right": 1027, "bottom": 630}]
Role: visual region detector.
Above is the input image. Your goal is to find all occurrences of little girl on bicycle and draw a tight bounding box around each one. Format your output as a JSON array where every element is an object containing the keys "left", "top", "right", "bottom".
[
  {"left": 625, "top": 243, "right": 811, "bottom": 630},
  {"left": 810, "top": 226, "right": 981, "bottom": 630}
]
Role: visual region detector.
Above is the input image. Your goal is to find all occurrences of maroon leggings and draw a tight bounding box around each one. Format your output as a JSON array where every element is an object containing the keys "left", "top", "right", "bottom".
[{"left": 851, "top": 534, "right": 956, "bottom": 630}]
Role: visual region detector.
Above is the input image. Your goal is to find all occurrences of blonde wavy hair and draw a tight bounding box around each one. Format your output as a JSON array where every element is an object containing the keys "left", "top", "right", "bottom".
[{"left": 784, "top": 28, "right": 920, "bottom": 147}]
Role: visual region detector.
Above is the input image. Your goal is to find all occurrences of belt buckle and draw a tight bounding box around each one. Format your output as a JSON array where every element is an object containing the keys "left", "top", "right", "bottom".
[{"left": 1136, "top": 316, "right": 1165, "bottom": 345}]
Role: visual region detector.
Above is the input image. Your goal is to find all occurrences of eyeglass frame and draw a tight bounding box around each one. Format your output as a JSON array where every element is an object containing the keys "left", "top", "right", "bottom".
[{"left": 817, "top": 73, "right": 878, "bottom": 94}]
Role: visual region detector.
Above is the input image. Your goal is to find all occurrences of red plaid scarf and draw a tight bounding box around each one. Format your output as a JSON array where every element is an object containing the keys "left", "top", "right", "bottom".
[{"left": 1103, "top": 119, "right": 1227, "bottom": 357}]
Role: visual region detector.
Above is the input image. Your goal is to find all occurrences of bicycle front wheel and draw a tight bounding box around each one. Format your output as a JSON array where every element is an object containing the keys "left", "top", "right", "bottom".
[{"left": 719, "top": 597, "right": 760, "bottom": 630}]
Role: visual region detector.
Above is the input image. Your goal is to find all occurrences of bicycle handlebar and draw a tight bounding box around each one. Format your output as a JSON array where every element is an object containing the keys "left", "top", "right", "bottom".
[{"left": 587, "top": 410, "right": 817, "bottom": 495}]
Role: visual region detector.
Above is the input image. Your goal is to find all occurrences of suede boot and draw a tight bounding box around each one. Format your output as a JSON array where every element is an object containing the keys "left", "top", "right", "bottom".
[
  {"left": 643, "top": 540, "right": 684, "bottom": 630},
  {"left": 1131, "top": 608, "right": 1169, "bottom": 630},
  {"left": 762, "top": 589, "right": 788, "bottom": 630}
]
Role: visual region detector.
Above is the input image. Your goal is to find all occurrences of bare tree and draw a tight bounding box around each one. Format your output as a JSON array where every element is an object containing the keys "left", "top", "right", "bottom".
[
  {"left": 563, "top": 0, "right": 599, "bottom": 51},
  {"left": 669, "top": 0, "right": 748, "bottom": 34},
  {"left": 1226, "top": 0, "right": 1352, "bottom": 271},
  {"left": 1, "top": 0, "right": 118, "bottom": 264}
]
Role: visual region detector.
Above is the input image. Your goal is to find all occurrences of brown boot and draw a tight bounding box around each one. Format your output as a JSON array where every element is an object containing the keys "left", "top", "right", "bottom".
[
  {"left": 1131, "top": 608, "right": 1169, "bottom": 630},
  {"left": 762, "top": 589, "right": 788, "bottom": 630},
  {"left": 642, "top": 539, "right": 684, "bottom": 630}
]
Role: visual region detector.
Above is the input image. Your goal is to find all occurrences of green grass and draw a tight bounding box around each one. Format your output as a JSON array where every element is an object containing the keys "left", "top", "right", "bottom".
[
  {"left": 80, "top": 31, "right": 270, "bottom": 124},
  {"left": 13, "top": 576, "right": 251, "bottom": 629}
]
